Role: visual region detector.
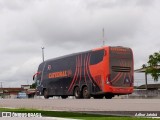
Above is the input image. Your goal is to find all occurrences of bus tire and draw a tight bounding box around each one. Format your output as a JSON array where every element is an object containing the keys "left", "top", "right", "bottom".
[
  {"left": 44, "top": 89, "right": 49, "bottom": 99},
  {"left": 93, "top": 95, "right": 104, "bottom": 99},
  {"left": 105, "top": 94, "right": 113, "bottom": 99},
  {"left": 61, "top": 95, "right": 68, "bottom": 99},
  {"left": 82, "top": 86, "right": 90, "bottom": 99},
  {"left": 74, "top": 87, "right": 82, "bottom": 99}
]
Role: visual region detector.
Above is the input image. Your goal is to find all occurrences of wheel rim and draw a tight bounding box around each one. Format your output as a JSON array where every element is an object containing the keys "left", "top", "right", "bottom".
[
  {"left": 75, "top": 91, "right": 78, "bottom": 97},
  {"left": 44, "top": 90, "right": 48, "bottom": 99},
  {"left": 84, "top": 89, "right": 87, "bottom": 97},
  {"left": 75, "top": 88, "right": 79, "bottom": 97},
  {"left": 83, "top": 87, "right": 89, "bottom": 98}
]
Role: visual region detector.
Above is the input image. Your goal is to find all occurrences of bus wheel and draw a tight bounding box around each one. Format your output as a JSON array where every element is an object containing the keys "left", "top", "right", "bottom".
[
  {"left": 105, "top": 94, "right": 113, "bottom": 99},
  {"left": 93, "top": 95, "right": 104, "bottom": 99},
  {"left": 74, "top": 87, "right": 81, "bottom": 99},
  {"left": 82, "top": 86, "right": 90, "bottom": 99},
  {"left": 44, "top": 89, "right": 49, "bottom": 99},
  {"left": 61, "top": 95, "right": 68, "bottom": 99}
]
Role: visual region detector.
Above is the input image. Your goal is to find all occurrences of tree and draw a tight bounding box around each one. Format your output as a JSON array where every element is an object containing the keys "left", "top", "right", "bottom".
[
  {"left": 30, "top": 82, "right": 36, "bottom": 89},
  {"left": 146, "top": 51, "right": 160, "bottom": 81},
  {"left": 142, "top": 64, "right": 147, "bottom": 68}
]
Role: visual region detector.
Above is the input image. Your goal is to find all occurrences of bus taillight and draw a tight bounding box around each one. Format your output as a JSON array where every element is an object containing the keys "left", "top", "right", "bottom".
[{"left": 106, "top": 74, "right": 111, "bottom": 85}]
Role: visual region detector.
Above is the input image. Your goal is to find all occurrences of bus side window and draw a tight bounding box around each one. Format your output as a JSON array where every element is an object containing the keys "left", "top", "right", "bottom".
[
  {"left": 37, "top": 80, "right": 41, "bottom": 86},
  {"left": 90, "top": 50, "right": 104, "bottom": 65}
]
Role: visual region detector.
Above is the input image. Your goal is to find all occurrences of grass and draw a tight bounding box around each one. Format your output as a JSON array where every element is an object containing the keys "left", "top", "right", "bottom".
[{"left": 0, "top": 108, "right": 159, "bottom": 120}]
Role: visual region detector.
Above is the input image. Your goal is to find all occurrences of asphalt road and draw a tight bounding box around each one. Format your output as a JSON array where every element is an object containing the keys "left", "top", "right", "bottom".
[{"left": 0, "top": 98, "right": 160, "bottom": 111}]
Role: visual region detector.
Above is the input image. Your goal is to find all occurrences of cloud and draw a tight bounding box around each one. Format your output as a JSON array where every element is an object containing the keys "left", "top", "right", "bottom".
[{"left": 0, "top": 0, "right": 159, "bottom": 87}]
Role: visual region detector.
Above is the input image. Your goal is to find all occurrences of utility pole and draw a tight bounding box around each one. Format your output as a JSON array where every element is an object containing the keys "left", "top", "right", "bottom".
[
  {"left": 27, "top": 79, "right": 29, "bottom": 85},
  {"left": 102, "top": 28, "right": 105, "bottom": 46},
  {"left": 0, "top": 82, "right": 2, "bottom": 88},
  {"left": 41, "top": 47, "right": 45, "bottom": 62}
]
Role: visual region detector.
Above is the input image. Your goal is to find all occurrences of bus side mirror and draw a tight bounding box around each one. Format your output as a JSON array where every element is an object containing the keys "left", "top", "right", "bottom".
[
  {"left": 33, "top": 72, "right": 41, "bottom": 81},
  {"left": 33, "top": 76, "right": 35, "bottom": 81},
  {"left": 33, "top": 73, "right": 37, "bottom": 81}
]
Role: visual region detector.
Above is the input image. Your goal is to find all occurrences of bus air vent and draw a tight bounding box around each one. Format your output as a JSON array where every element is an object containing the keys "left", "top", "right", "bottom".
[{"left": 112, "top": 66, "right": 131, "bottom": 72}]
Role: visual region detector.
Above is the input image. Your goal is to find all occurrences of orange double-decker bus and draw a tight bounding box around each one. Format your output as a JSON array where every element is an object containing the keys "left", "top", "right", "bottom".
[{"left": 33, "top": 46, "right": 134, "bottom": 99}]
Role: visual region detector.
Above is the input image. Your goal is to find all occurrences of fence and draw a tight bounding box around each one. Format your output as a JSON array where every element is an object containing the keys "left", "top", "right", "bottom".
[{"left": 120, "top": 89, "right": 160, "bottom": 99}]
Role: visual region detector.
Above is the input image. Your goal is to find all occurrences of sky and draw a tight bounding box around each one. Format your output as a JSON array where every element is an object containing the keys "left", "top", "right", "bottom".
[{"left": 0, "top": 0, "right": 160, "bottom": 87}]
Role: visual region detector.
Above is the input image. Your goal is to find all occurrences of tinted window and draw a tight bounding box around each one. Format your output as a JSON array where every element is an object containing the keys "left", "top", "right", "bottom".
[{"left": 90, "top": 50, "right": 104, "bottom": 65}]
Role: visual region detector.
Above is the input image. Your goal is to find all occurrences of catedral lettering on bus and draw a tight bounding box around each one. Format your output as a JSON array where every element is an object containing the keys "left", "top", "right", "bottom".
[
  {"left": 48, "top": 71, "right": 68, "bottom": 79},
  {"left": 33, "top": 46, "right": 134, "bottom": 99}
]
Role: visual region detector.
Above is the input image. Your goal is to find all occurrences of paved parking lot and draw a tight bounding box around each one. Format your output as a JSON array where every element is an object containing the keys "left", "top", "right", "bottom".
[{"left": 0, "top": 98, "right": 160, "bottom": 111}]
